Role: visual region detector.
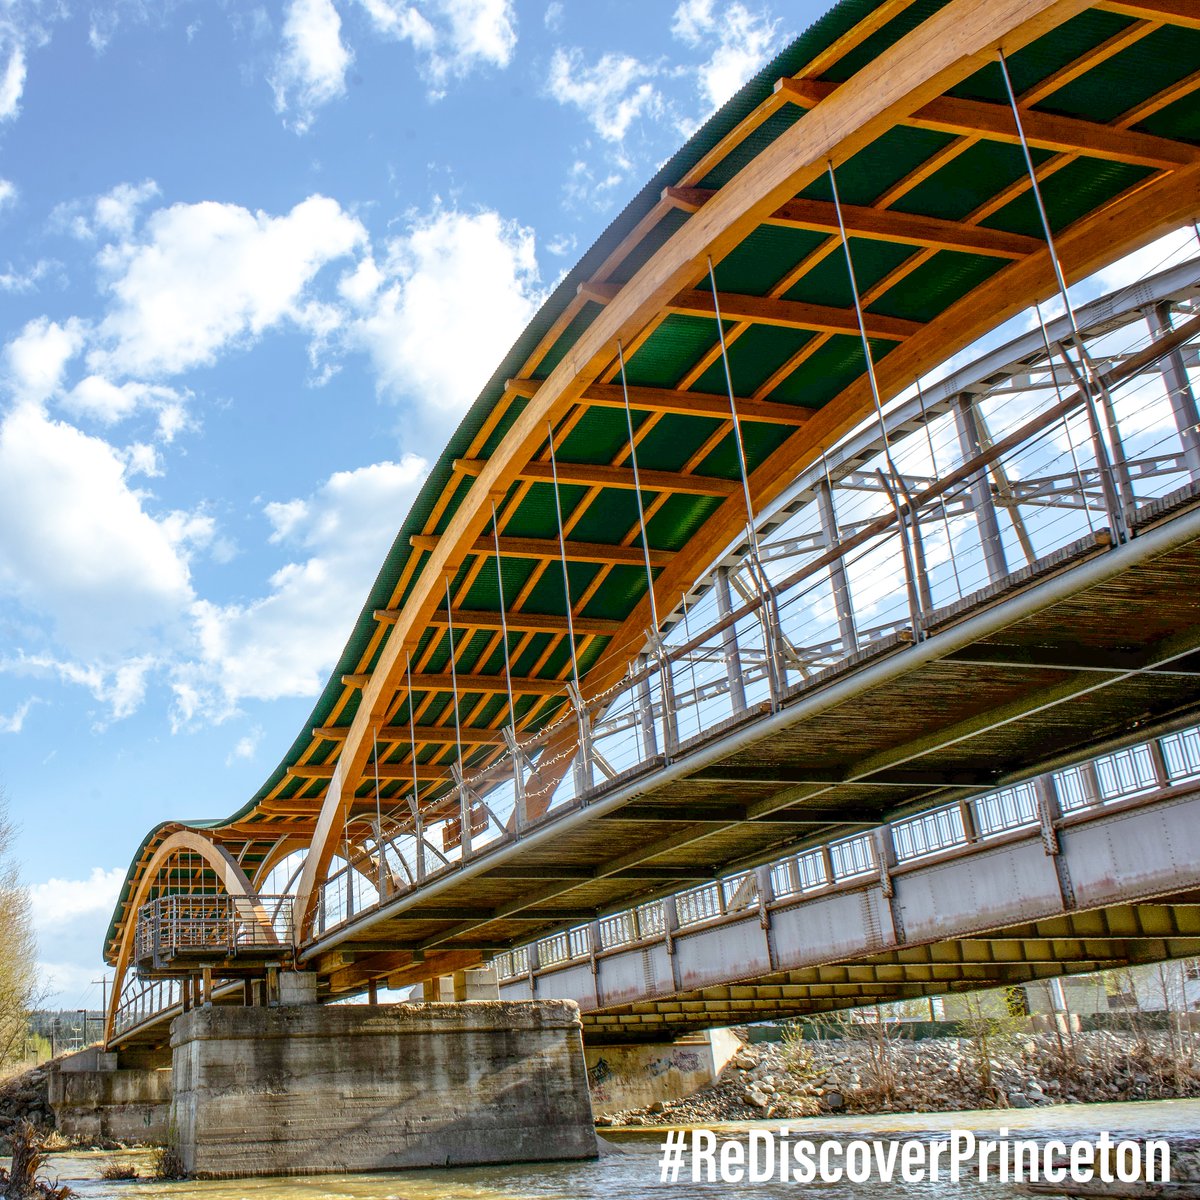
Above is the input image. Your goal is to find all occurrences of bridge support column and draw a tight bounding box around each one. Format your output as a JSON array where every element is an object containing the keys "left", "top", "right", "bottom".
[
  {"left": 49, "top": 1046, "right": 173, "bottom": 1146},
  {"left": 423, "top": 976, "right": 454, "bottom": 1002},
  {"left": 453, "top": 967, "right": 499, "bottom": 1001},
  {"left": 277, "top": 970, "right": 318, "bottom": 1005},
  {"left": 169, "top": 999, "right": 595, "bottom": 1178}
]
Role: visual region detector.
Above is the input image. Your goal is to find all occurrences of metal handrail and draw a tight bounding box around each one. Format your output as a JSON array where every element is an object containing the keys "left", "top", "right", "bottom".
[{"left": 495, "top": 718, "right": 1200, "bottom": 980}]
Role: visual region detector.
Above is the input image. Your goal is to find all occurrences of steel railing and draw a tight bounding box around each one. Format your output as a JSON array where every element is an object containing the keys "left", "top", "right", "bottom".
[{"left": 494, "top": 717, "right": 1200, "bottom": 981}]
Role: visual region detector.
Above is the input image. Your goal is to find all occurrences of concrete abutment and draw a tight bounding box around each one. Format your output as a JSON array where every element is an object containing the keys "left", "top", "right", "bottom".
[
  {"left": 48, "top": 1046, "right": 172, "bottom": 1145},
  {"left": 169, "top": 997, "right": 597, "bottom": 1178}
]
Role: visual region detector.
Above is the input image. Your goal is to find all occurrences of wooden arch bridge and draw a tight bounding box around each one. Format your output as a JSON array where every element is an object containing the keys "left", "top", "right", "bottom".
[{"left": 101, "top": 0, "right": 1200, "bottom": 1049}]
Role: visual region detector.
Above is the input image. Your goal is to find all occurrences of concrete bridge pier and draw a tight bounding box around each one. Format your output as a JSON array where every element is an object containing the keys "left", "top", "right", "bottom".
[
  {"left": 586, "top": 1029, "right": 742, "bottom": 1117},
  {"left": 48, "top": 1045, "right": 172, "bottom": 1145},
  {"left": 168, "top": 972, "right": 597, "bottom": 1178}
]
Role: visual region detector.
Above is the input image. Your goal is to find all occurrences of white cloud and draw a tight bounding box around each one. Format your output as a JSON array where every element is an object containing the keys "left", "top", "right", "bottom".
[
  {"left": 64, "top": 375, "right": 191, "bottom": 440},
  {"left": 358, "top": 0, "right": 517, "bottom": 95},
  {"left": 672, "top": 0, "right": 781, "bottom": 111},
  {"left": 272, "top": 0, "right": 352, "bottom": 132},
  {"left": 90, "top": 194, "right": 366, "bottom": 378},
  {"left": 0, "top": 697, "right": 36, "bottom": 733},
  {"left": 1, "top": 651, "right": 154, "bottom": 722},
  {"left": 0, "top": 179, "right": 15, "bottom": 210},
  {"left": 563, "top": 155, "right": 632, "bottom": 211},
  {"left": 0, "top": 259, "right": 54, "bottom": 294},
  {"left": 0, "top": 45, "right": 26, "bottom": 122},
  {"left": 346, "top": 206, "right": 543, "bottom": 413},
  {"left": 4, "top": 316, "right": 87, "bottom": 405},
  {"left": 177, "top": 456, "right": 427, "bottom": 719},
  {"left": 29, "top": 866, "right": 125, "bottom": 933},
  {"left": 29, "top": 866, "right": 126, "bottom": 1004},
  {"left": 0, "top": 404, "right": 198, "bottom": 659},
  {"left": 547, "top": 47, "right": 662, "bottom": 143},
  {"left": 92, "top": 179, "right": 159, "bottom": 238},
  {"left": 1090, "top": 227, "right": 1200, "bottom": 297},
  {"left": 124, "top": 440, "right": 162, "bottom": 477},
  {"left": 53, "top": 179, "right": 163, "bottom": 241},
  {"left": 226, "top": 725, "right": 264, "bottom": 765}
]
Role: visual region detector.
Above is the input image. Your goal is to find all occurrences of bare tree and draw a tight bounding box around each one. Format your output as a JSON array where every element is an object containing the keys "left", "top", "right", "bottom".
[{"left": 0, "top": 794, "right": 39, "bottom": 1069}]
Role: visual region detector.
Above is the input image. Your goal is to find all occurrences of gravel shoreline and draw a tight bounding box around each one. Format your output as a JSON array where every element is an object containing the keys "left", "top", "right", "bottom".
[{"left": 598, "top": 1030, "right": 1200, "bottom": 1127}]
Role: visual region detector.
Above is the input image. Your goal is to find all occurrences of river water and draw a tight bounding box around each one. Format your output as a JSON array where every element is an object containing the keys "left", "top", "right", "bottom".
[{"left": 31, "top": 1099, "right": 1200, "bottom": 1199}]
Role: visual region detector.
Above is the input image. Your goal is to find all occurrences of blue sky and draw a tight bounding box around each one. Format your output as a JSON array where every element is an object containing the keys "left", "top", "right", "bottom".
[{"left": 0, "top": 0, "right": 826, "bottom": 1005}]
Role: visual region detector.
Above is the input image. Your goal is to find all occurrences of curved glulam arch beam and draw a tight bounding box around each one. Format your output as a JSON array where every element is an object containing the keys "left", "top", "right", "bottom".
[
  {"left": 292, "top": 0, "right": 1194, "bottom": 939},
  {"left": 104, "top": 830, "right": 263, "bottom": 1044}
]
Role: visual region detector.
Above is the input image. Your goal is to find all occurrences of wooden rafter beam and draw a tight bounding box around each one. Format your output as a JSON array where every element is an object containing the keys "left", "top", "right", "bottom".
[
  {"left": 667, "top": 288, "right": 921, "bottom": 340},
  {"left": 582, "top": 279, "right": 920, "bottom": 339},
  {"left": 508, "top": 378, "right": 813, "bottom": 426},
  {"left": 333, "top": 673, "right": 566, "bottom": 703},
  {"left": 380, "top": 605, "right": 621, "bottom": 637},
  {"left": 411, "top": 532, "right": 673, "bottom": 568},
  {"left": 1095, "top": 0, "right": 1200, "bottom": 28},
  {"left": 663, "top": 186, "right": 1042, "bottom": 258},
  {"left": 290, "top": 761, "right": 460, "bottom": 781},
  {"left": 453, "top": 456, "right": 740, "bottom": 498},
  {"left": 313, "top": 722, "right": 528, "bottom": 746},
  {"left": 776, "top": 77, "right": 1200, "bottom": 170}
]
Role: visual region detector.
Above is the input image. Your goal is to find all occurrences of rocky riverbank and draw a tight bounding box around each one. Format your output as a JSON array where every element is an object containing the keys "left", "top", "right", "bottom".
[
  {"left": 0, "top": 1065, "right": 55, "bottom": 1143},
  {"left": 601, "top": 1029, "right": 1200, "bottom": 1126}
]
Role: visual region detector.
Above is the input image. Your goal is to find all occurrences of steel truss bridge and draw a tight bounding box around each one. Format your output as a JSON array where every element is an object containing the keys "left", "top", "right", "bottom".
[{"left": 103, "top": 0, "right": 1200, "bottom": 1051}]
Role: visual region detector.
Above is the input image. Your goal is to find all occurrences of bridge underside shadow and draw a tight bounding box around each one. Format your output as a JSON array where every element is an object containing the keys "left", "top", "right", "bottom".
[{"left": 577, "top": 898, "right": 1200, "bottom": 1044}]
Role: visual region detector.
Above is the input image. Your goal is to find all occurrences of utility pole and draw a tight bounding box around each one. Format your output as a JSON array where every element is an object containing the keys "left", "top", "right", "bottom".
[{"left": 92, "top": 976, "right": 109, "bottom": 1041}]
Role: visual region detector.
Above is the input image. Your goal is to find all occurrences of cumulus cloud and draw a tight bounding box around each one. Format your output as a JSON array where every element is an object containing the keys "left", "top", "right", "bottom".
[
  {"left": 90, "top": 194, "right": 366, "bottom": 378},
  {"left": 672, "top": 0, "right": 782, "bottom": 111},
  {"left": 271, "top": 0, "right": 353, "bottom": 131},
  {"left": 357, "top": 0, "right": 517, "bottom": 95},
  {"left": 29, "top": 865, "right": 126, "bottom": 1002},
  {"left": 0, "top": 404, "right": 201, "bottom": 659},
  {"left": 3, "top": 316, "right": 87, "bottom": 405},
  {"left": 63, "top": 375, "right": 190, "bottom": 440},
  {"left": 547, "top": 47, "right": 662, "bottom": 143},
  {"left": 62, "top": 178, "right": 161, "bottom": 241},
  {"left": 226, "top": 725, "right": 264, "bottom": 765},
  {"left": 30, "top": 866, "right": 127, "bottom": 930},
  {"left": 0, "top": 44, "right": 26, "bottom": 122},
  {"left": 0, "top": 179, "right": 15, "bottom": 211},
  {"left": 175, "top": 456, "right": 427, "bottom": 722},
  {"left": 345, "top": 206, "right": 543, "bottom": 414}
]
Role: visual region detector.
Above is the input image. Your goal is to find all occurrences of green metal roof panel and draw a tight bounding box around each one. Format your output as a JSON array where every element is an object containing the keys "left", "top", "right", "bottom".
[
  {"left": 890, "top": 141, "right": 1053, "bottom": 224},
  {"left": 692, "top": 324, "right": 818, "bottom": 397},
  {"left": 983, "top": 158, "right": 1154, "bottom": 239},
  {"left": 797, "top": 125, "right": 959, "bottom": 208},
  {"left": 868, "top": 251, "right": 1007, "bottom": 325},
  {"left": 949, "top": 10, "right": 1137, "bottom": 104},
  {"left": 711, "top": 224, "right": 828, "bottom": 295},
  {"left": 821, "top": 0, "right": 956, "bottom": 82},
  {"left": 624, "top": 314, "right": 727, "bottom": 388}
]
